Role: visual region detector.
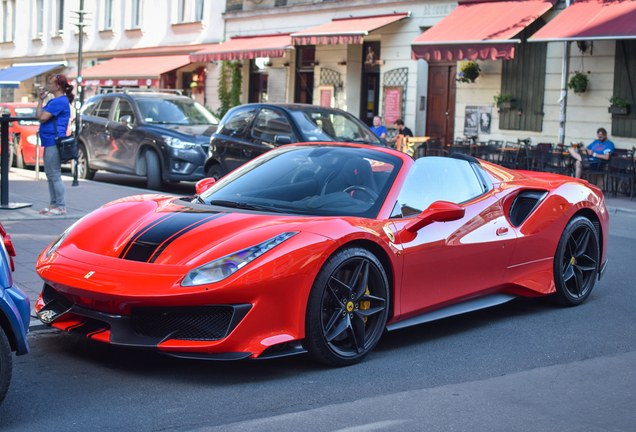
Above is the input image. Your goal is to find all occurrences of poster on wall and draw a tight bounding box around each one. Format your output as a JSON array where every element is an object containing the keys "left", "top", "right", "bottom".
[
  {"left": 318, "top": 85, "right": 334, "bottom": 107},
  {"left": 478, "top": 106, "right": 492, "bottom": 134},
  {"left": 383, "top": 86, "right": 403, "bottom": 125},
  {"left": 464, "top": 106, "right": 479, "bottom": 136}
]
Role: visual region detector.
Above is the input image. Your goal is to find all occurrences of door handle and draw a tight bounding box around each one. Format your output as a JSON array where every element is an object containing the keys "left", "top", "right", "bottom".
[{"left": 445, "top": 111, "right": 449, "bottom": 116}]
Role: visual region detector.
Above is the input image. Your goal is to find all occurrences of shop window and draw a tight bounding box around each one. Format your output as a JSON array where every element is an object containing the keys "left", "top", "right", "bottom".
[
  {"left": 498, "top": 19, "right": 547, "bottom": 132},
  {"left": 252, "top": 108, "right": 292, "bottom": 142},
  {"left": 295, "top": 46, "right": 315, "bottom": 104},
  {"left": 249, "top": 59, "right": 269, "bottom": 103},
  {"left": 611, "top": 40, "right": 636, "bottom": 138}
]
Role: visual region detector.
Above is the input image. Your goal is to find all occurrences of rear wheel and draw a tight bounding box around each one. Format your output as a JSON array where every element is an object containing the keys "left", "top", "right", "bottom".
[
  {"left": 553, "top": 216, "right": 600, "bottom": 306},
  {"left": 0, "top": 328, "right": 13, "bottom": 406},
  {"left": 15, "top": 148, "right": 25, "bottom": 169},
  {"left": 145, "top": 149, "right": 162, "bottom": 190},
  {"left": 77, "top": 144, "right": 96, "bottom": 180},
  {"left": 304, "top": 247, "right": 389, "bottom": 366},
  {"left": 206, "top": 163, "right": 224, "bottom": 181}
]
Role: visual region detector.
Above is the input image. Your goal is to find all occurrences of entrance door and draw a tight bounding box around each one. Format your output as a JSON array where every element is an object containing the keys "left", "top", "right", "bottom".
[
  {"left": 426, "top": 64, "right": 456, "bottom": 145},
  {"left": 295, "top": 46, "right": 315, "bottom": 104},
  {"left": 360, "top": 42, "right": 381, "bottom": 127}
]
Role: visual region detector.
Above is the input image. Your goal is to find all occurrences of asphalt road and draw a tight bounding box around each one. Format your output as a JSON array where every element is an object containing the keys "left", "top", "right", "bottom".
[{"left": 1, "top": 210, "right": 635, "bottom": 431}]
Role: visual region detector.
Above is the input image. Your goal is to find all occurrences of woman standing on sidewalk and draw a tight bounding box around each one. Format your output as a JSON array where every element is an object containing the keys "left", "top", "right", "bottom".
[{"left": 36, "top": 73, "right": 74, "bottom": 216}]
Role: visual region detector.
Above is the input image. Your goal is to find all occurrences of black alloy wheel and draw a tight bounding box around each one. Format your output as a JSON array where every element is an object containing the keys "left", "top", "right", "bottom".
[
  {"left": 0, "top": 328, "right": 12, "bottom": 405},
  {"left": 206, "top": 163, "right": 224, "bottom": 181},
  {"left": 304, "top": 247, "right": 389, "bottom": 366},
  {"left": 554, "top": 216, "right": 600, "bottom": 306}
]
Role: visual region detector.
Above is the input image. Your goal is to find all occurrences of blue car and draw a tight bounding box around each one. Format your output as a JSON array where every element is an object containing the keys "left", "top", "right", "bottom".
[{"left": 0, "top": 222, "right": 30, "bottom": 405}]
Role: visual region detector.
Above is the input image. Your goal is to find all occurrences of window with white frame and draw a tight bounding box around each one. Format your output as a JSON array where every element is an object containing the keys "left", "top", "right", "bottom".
[
  {"left": 131, "top": 0, "right": 142, "bottom": 28},
  {"left": 178, "top": 0, "right": 204, "bottom": 23},
  {"left": 56, "top": 0, "right": 64, "bottom": 34},
  {"left": 104, "top": 0, "right": 113, "bottom": 29},
  {"left": 36, "top": 0, "right": 44, "bottom": 37},
  {"left": 1, "top": 0, "right": 16, "bottom": 42}
]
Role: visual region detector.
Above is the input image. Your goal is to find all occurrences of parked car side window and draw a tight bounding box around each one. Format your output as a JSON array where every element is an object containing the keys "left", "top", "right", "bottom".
[
  {"left": 94, "top": 99, "right": 114, "bottom": 119},
  {"left": 396, "top": 157, "right": 485, "bottom": 217},
  {"left": 218, "top": 107, "right": 256, "bottom": 137},
  {"left": 81, "top": 99, "right": 98, "bottom": 116},
  {"left": 252, "top": 108, "right": 293, "bottom": 142},
  {"left": 114, "top": 100, "right": 136, "bottom": 123}
]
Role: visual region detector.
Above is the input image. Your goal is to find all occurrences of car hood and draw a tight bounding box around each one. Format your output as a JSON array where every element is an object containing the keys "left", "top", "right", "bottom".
[
  {"left": 144, "top": 124, "right": 217, "bottom": 142},
  {"left": 54, "top": 195, "right": 322, "bottom": 268}
]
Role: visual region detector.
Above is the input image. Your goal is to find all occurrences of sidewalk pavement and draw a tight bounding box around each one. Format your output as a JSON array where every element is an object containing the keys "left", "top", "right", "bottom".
[{"left": 1, "top": 167, "right": 635, "bottom": 331}]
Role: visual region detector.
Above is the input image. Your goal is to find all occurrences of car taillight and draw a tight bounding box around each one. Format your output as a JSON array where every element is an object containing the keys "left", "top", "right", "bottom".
[{"left": 0, "top": 222, "right": 16, "bottom": 271}]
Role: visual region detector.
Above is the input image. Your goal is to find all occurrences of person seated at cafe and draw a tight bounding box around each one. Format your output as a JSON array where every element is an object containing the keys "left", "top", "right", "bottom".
[
  {"left": 386, "top": 119, "right": 413, "bottom": 145},
  {"left": 370, "top": 116, "right": 387, "bottom": 140},
  {"left": 568, "top": 127, "right": 614, "bottom": 178}
]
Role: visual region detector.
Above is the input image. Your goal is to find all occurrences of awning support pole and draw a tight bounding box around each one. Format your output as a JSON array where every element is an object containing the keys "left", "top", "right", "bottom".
[{"left": 558, "top": 0, "right": 571, "bottom": 145}]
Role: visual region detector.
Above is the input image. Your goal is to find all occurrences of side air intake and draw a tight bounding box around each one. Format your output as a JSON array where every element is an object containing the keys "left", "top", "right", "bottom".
[{"left": 509, "top": 190, "right": 547, "bottom": 227}]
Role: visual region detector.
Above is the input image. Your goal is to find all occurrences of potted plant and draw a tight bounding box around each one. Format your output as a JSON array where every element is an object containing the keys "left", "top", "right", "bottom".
[
  {"left": 567, "top": 71, "right": 589, "bottom": 94},
  {"left": 608, "top": 95, "right": 630, "bottom": 115},
  {"left": 494, "top": 93, "right": 515, "bottom": 109},
  {"left": 457, "top": 61, "right": 481, "bottom": 83}
]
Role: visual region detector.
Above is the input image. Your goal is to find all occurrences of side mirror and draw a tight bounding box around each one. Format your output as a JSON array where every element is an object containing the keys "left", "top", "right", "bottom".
[
  {"left": 275, "top": 134, "right": 293, "bottom": 145},
  {"left": 404, "top": 201, "right": 465, "bottom": 233},
  {"left": 120, "top": 115, "right": 133, "bottom": 128},
  {"left": 195, "top": 177, "right": 216, "bottom": 195}
]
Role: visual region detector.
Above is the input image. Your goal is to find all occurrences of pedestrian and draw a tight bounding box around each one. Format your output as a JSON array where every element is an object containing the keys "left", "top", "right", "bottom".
[
  {"left": 568, "top": 127, "right": 614, "bottom": 178},
  {"left": 36, "top": 73, "right": 74, "bottom": 216},
  {"left": 370, "top": 116, "right": 387, "bottom": 140}
]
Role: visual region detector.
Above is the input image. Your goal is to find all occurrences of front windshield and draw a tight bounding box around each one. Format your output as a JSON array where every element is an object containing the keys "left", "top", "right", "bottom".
[
  {"left": 136, "top": 98, "right": 218, "bottom": 125},
  {"left": 14, "top": 107, "right": 38, "bottom": 125},
  {"left": 290, "top": 111, "right": 381, "bottom": 145},
  {"left": 198, "top": 145, "right": 401, "bottom": 218}
]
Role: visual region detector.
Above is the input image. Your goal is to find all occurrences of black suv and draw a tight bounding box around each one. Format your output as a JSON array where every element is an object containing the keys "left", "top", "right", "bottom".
[
  {"left": 78, "top": 91, "right": 219, "bottom": 189},
  {"left": 204, "top": 103, "right": 382, "bottom": 179}
]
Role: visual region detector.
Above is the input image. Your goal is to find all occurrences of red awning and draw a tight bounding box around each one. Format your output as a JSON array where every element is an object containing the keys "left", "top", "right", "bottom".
[
  {"left": 75, "top": 55, "right": 191, "bottom": 86},
  {"left": 291, "top": 13, "right": 410, "bottom": 45},
  {"left": 190, "top": 34, "right": 293, "bottom": 62},
  {"left": 411, "top": 0, "right": 557, "bottom": 61},
  {"left": 529, "top": 0, "right": 636, "bottom": 42}
]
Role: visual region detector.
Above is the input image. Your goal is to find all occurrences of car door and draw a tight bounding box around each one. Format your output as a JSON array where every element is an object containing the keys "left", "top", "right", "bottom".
[
  {"left": 107, "top": 98, "right": 140, "bottom": 172},
  {"left": 391, "top": 157, "right": 517, "bottom": 318},
  {"left": 244, "top": 107, "right": 296, "bottom": 163},
  {"left": 84, "top": 98, "right": 115, "bottom": 168},
  {"left": 213, "top": 106, "right": 257, "bottom": 173}
]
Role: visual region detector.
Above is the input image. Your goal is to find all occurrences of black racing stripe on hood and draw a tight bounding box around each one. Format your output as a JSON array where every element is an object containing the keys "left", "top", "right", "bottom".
[
  {"left": 148, "top": 213, "right": 226, "bottom": 263},
  {"left": 122, "top": 211, "right": 227, "bottom": 263},
  {"left": 118, "top": 209, "right": 188, "bottom": 259}
]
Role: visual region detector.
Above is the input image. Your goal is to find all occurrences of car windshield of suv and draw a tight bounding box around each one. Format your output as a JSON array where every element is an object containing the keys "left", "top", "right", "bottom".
[
  {"left": 14, "top": 107, "right": 38, "bottom": 125},
  {"left": 289, "top": 110, "right": 381, "bottom": 145},
  {"left": 197, "top": 145, "right": 401, "bottom": 218},
  {"left": 136, "top": 98, "right": 218, "bottom": 125}
]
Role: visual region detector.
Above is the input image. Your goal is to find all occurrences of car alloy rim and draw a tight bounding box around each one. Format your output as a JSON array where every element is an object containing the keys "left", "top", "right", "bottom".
[
  {"left": 78, "top": 150, "right": 87, "bottom": 177},
  {"left": 320, "top": 257, "right": 386, "bottom": 357},
  {"left": 561, "top": 225, "right": 598, "bottom": 299}
]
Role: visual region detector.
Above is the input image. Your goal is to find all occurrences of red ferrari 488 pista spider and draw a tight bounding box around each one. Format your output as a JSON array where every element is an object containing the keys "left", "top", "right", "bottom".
[{"left": 35, "top": 143, "right": 609, "bottom": 366}]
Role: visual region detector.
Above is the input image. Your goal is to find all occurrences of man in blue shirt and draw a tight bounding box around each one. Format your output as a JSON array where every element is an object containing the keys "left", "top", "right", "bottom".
[
  {"left": 370, "top": 116, "right": 387, "bottom": 140},
  {"left": 568, "top": 127, "right": 614, "bottom": 178}
]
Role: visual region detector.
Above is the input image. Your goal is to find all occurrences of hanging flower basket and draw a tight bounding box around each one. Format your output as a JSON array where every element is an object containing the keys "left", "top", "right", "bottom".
[
  {"left": 608, "top": 95, "right": 630, "bottom": 115},
  {"left": 567, "top": 71, "right": 589, "bottom": 94},
  {"left": 457, "top": 61, "right": 481, "bottom": 83}
]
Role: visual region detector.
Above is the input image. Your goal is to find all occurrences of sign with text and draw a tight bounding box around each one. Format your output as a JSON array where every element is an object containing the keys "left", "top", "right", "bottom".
[
  {"left": 383, "top": 86, "right": 403, "bottom": 125},
  {"left": 319, "top": 85, "right": 334, "bottom": 107},
  {"left": 79, "top": 78, "right": 159, "bottom": 87}
]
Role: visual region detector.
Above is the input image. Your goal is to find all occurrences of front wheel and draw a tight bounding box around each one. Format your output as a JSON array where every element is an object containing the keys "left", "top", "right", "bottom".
[
  {"left": 0, "top": 328, "right": 13, "bottom": 406},
  {"left": 145, "top": 149, "right": 162, "bottom": 190},
  {"left": 553, "top": 216, "right": 600, "bottom": 306},
  {"left": 77, "top": 144, "right": 96, "bottom": 180},
  {"left": 206, "top": 163, "right": 224, "bottom": 181},
  {"left": 304, "top": 247, "right": 389, "bottom": 366}
]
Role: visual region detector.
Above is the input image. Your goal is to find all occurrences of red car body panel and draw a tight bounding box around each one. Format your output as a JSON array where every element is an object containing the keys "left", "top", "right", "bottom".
[
  {"left": 0, "top": 103, "right": 41, "bottom": 166},
  {"left": 34, "top": 143, "right": 609, "bottom": 359}
]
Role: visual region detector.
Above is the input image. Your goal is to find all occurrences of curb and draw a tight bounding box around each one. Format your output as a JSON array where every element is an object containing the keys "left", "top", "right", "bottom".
[{"left": 607, "top": 206, "right": 636, "bottom": 215}]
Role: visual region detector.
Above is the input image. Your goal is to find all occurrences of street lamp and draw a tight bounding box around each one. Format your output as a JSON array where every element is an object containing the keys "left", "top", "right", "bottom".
[{"left": 71, "top": 1, "right": 89, "bottom": 187}]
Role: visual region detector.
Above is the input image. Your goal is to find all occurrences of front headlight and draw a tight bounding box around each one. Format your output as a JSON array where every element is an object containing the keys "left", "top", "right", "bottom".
[
  {"left": 181, "top": 232, "right": 298, "bottom": 287},
  {"left": 162, "top": 135, "right": 196, "bottom": 150},
  {"left": 26, "top": 134, "right": 38, "bottom": 145},
  {"left": 45, "top": 213, "right": 93, "bottom": 257}
]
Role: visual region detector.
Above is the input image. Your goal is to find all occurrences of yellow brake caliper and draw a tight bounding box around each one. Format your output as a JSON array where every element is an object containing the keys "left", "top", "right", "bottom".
[{"left": 360, "top": 287, "right": 370, "bottom": 324}]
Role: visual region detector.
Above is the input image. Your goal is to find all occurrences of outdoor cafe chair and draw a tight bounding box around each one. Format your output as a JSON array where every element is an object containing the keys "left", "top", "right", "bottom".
[
  {"left": 524, "top": 145, "right": 541, "bottom": 171},
  {"left": 498, "top": 141, "right": 522, "bottom": 169},
  {"left": 449, "top": 143, "right": 472, "bottom": 156},
  {"left": 424, "top": 138, "right": 445, "bottom": 157},
  {"left": 580, "top": 151, "right": 609, "bottom": 192},
  {"left": 540, "top": 151, "right": 568, "bottom": 175},
  {"left": 608, "top": 155, "right": 636, "bottom": 200}
]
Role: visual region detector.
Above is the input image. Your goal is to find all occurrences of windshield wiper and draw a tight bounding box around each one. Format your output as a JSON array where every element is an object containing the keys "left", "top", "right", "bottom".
[{"left": 207, "top": 200, "right": 288, "bottom": 213}]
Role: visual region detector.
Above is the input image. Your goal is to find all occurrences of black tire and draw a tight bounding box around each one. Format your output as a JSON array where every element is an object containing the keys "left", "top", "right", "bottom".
[
  {"left": 4, "top": 141, "right": 14, "bottom": 169},
  {"left": 77, "top": 144, "right": 96, "bottom": 180},
  {"left": 304, "top": 247, "right": 389, "bottom": 366},
  {"left": 553, "top": 216, "right": 600, "bottom": 306},
  {"left": 145, "top": 149, "right": 162, "bottom": 190},
  {"left": 15, "top": 148, "right": 25, "bottom": 169},
  {"left": 206, "top": 163, "right": 224, "bottom": 181},
  {"left": 0, "top": 328, "right": 13, "bottom": 406}
]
